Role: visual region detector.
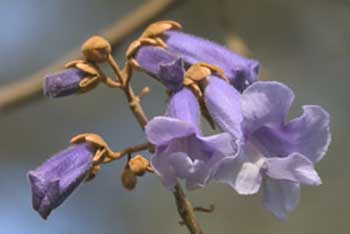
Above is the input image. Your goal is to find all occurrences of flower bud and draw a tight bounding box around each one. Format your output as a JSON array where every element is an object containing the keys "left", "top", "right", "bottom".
[
  {"left": 121, "top": 167, "right": 137, "bottom": 190},
  {"left": 43, "top": 68, "right": 87, "bottom": 97},
  {"left": 81, "top": 36, "right": 111, "bottom": 62},
  {"left": 28, "top": 143, "right": 96, "bottom": 219},
  {"left": 128, "top": 155, "right": 150, "bottom": 176}
]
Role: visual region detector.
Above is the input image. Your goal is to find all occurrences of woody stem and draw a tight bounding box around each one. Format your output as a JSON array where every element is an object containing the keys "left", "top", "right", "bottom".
[
  {"left": 174, "top": 183, "right": 203, "bottom": 234},
  {"left": 107, "top": 55, "right": 148, "bottom": 129}
]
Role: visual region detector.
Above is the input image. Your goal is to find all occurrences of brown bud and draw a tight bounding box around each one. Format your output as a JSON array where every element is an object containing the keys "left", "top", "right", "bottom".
[
  {"left": 81, "top": 36, "right": 111, "bottom": 63},
  {"left": 121, "top": 167, "right": 137, "bottom": 190},
  {"left": 128, "top": 155, "right": 150, "bottom": 176}
]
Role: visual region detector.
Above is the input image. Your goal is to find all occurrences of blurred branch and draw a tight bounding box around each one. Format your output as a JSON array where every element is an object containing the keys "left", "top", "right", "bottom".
[{"left": 0, "top": 0, "right": 181, "bottom": 111}]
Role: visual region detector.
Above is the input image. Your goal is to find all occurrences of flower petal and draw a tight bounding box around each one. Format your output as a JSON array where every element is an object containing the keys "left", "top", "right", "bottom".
[
  {"left": 135, "top": 46, "right": 184, "bottom": 91},
  {"left": 150, "top": 151, "right": 177, "bottom": 191},
  {"left": 167, "top": 88, "right": 201, "bottom": 134},
  {"left": 253, "top": 105, "right": 331, "bottom": 163},
  {"left": 145, "top": 117, "right": 196, "bottom": 146},
  {"left": 241, "top": 81, "right": 294, "bottom": 134},
  {"left": 263, "top": 179, "right": 300, "bottom": 220},
  {"left": 152, "top": 151, "right": 215, "bottom": 191},
  {"left": 214, "top": 154, "right": 262, "bottom": 195},
  {"left": 205, "top": 77, "right": 243, "bottom": 141},
  {"left": 164, "top": 30, "right": 259, "bottom": 90},
  {"left": 158, "top": 58, "right": 184, "bottom": 91},
  {"left": 265, "top": 153, "right": 321, "bottom": 185}
]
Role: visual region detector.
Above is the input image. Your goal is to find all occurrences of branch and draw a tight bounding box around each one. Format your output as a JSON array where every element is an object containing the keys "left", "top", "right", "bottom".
[
  {"left": 174, "top": 183, "right": 203, "bottom": 234},
  {"left": 0, "top": 0, "right": 180, "bottom": 111}
]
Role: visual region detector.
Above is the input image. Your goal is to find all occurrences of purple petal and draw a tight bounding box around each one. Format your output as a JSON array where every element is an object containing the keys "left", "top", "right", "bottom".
[
  {"left": 135, "top": 46, "right": 184, "bottom": 91},
  {"left": 28, "top": 143, "right": 95, "bottom": 219},
  {"left": 167, "top": 88, "right": 201, "bottom": 134},
  {"left": 145, "top": 117, "right": 196, "bottom": 146},
  {"left": 205, "top": 77, "right": 243, "bottom": 141},
  {"left": 199, "top": 132, "right": 237, "bottom": 157},
  {"left": 44, "top": 68, "right": 87, "bottom": 98},
  {"left": 164, "top": 30, "right": 259, "bottom": 91},
  {"left": 213, "top": 144, "right": 264, "bottom": 195},
  {"left": 265, "top": 153, "right": 321, "bottom": 185},
  {"left": 253, "top": 105, "right": 331, "bottom": 163},
  {"left": 263, "top": 179, "right": 300, "bottom": 220},
  {"left": 150, "top": 151, "right": 178, "bottom": 191},
  {"left": 149, "top": 123, "right": 237, "bottom": 190},
  {"left": 151, "top": 149, "right": 206, "bottom": 191},
  {"left": 158, "top": 58, "right": 185, "bottom": 91},
  {"left": 241, "top": 81, "right": 294, "bottom": 134}
]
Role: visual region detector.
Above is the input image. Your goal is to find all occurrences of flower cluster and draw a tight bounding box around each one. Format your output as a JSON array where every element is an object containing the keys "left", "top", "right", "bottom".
[
  {"left": 135, "top": 23, "right": 331, "bottom": 219},
  {"left": 28, "top": 21, "right": 330, "bottom": 223}
]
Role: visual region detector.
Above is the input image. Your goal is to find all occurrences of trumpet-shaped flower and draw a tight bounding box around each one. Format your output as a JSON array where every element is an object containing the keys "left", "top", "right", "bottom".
[
  {"left": 28, "top": 143, "right": 96, "bottom": 219},
  {"left": 205, "top": 79, "right": 331, "bottom": 219},
  {"left": 146, "top": 87, "right": 236, "bottom": 190}
]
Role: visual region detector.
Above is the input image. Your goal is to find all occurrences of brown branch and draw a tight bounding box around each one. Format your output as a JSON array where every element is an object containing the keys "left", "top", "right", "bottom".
[
  {"left": 102, "top": 142, "right": 150, "bottom": 163},
  {"left": 174, "top": 182, "right": 203, "bottom": 234},
  {"left": 0, "top": 0, "right": 180, "bottom": 111}
]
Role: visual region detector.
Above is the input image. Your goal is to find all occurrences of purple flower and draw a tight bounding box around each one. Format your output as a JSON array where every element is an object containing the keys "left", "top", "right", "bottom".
[
  {"left": 205, "top": 79, "right": 331, "bottom": 219},
  {"left": 145, "top": 86, "right": 236, "bottom": 190},
  {"left": 163, "top": 30, "right": 260, "bottom": 91},
  {"left": 44, "top": 68, "right": 87, "bottom": 97},
  {"left": 28, "top": 143, "right": 96, "bottom": 219}
]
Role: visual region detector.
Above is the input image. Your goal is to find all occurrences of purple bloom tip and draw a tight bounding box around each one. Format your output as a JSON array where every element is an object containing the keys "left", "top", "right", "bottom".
[
  {"left": 28, "top": 143, "right": 96, "bottom": 219},
  {"left": 43, "top": 68, "right": 87, "bottom": 98}
]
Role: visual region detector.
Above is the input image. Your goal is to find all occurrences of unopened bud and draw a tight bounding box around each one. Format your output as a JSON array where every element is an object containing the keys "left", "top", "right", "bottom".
[
  {"left": 128, "top": 155, "right": 149, "bottom": 176},
  {"left": 121, "top": 167, "right": 137, "bottom": 190},
  {"left": 81, "top": 36, "right": 111, "bottom": 63}
]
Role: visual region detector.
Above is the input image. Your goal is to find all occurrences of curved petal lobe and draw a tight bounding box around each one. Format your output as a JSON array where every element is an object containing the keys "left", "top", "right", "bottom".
[{"left": 263, "top": 179, "right": 300, "bottom": 220}]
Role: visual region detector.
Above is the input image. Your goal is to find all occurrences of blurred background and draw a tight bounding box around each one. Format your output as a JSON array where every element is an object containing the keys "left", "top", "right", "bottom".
[{"left": 0, "top": 0, "right": 348, "bottom": 233}]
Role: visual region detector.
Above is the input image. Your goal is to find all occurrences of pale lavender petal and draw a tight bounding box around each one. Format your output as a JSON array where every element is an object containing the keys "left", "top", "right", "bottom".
[
  {"left": 164, "top": 30, "right": 259, "bottom": 91},
  {"left": 253, "top": 105, "right": 331, "bottom": 163},
  {"left": 150, "top": 151, "right": 177, "bottom": 191},
  {"left": 263, "top": 179, "right": 300, "bottom": 220},
  {"left": 265, "top": 153, "right": 321, "bottom": 185},
  {"left": 214, "top": 147, "right": 262, "bottom": 195},
  {"left": 199, "top": 132, "right": 237, "bottom": 157},
  {"left": 167, "top": 88, "right": 201, "bottom": 134},
  {"left": 168, "top": 152, "right": 194, "bottom": 179},
  {"left": 44, "top": 68, "right": 87, "bottom": 98},
  {"left": 28, "top": 143, "right": 95, "bottom": 219},
  {"left": 241, "top": 81, "right": 294, "bottom": 134},
  {"left": 150, "top": 122, "right": 237, "bottom": 190},
  {"left": 145, "top": 117, "right": 196, "bottom": 146},
  {"left": 185, "top": 133, "right": 238, "bottom": 189},
  {"left": 205, "top": 77, "right": 243, "bottom": 141}
]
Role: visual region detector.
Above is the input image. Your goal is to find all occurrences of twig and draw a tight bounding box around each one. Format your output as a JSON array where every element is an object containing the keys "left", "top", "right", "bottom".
[
  {"left": 0, "top": 0, "right": 179, "bottom": 111},
  {"left": 102, "top": 142, "right": 150, "bottom": 163},
  {"left": 174, "top": 182, "right": 203, "bottom": 234}
]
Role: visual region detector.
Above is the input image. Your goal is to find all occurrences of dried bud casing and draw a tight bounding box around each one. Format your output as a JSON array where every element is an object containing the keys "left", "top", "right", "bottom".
[
  {"left": 121, "top": 167, "right": 137, "bottom": 190},
  {"left": 128, "top": 155, "right": 150, "bottom": 176},
  {"left": 81, "top": 36, "right": 111, "bottom": 63}
]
